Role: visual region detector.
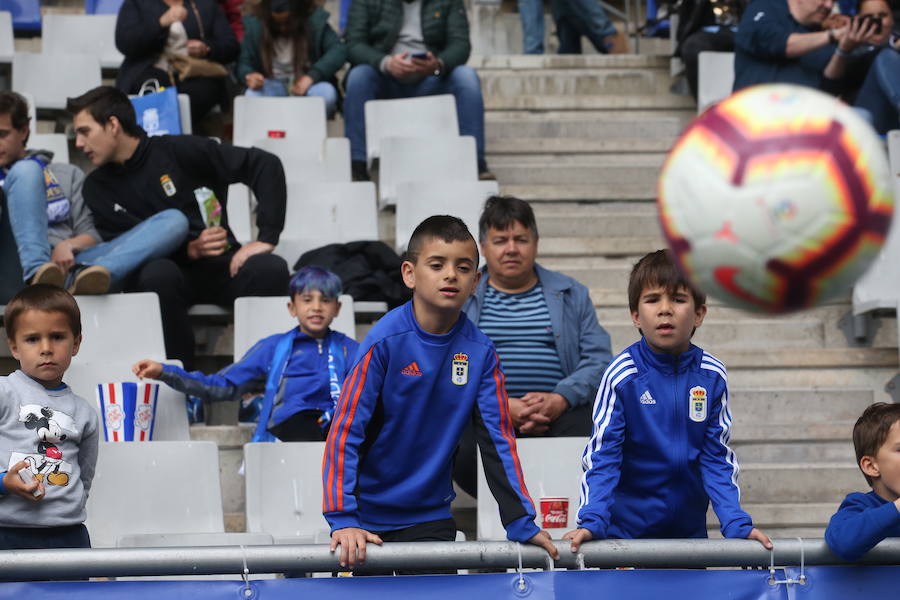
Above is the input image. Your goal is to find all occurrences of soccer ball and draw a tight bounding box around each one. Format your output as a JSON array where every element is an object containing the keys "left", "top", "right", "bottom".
[{"left": 658, "top": 84, "right": 894, "bottom": 313}]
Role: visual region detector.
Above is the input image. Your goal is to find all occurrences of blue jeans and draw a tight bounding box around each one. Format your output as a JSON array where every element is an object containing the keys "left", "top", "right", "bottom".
[
  {"left": 551, "top": 0, "right": 617, "bottom": 54},
  {"left": 854, "top": 48, "right": 900, "bottom": 135},
  {"left": 344, "top": 64, "right": 487, "bottom": 166},
  {"left": 5, "top": 159, "right": 189, "bottom": 288},
  {"left": 519, "top": 0, "right": 545, "bottom": 54},
  {"left": 244, "top": 78, "right": 339, "bottom": 119}
]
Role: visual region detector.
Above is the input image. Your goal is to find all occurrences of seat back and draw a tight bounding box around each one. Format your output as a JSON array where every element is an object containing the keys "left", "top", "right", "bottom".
[
  {"left": 852, "top": 129, "right": 900, "bottom": 313},
  {"left": 85, "top": 441, "right": 225, "bottom": 547},
  {"left": 395, "top": 180, "right": 499, "bottom": 253},
  {"left": 697, "top": 51, "right": 735, "bottom": 113},
  {"left": 42, "top": 14, "right": 122, "bottom": 68},
  {"left": 233, "top": 294, "right": 356, "bottom": 358},
  {"left": 364, "top": 94, "right": 458, "bottom": 165},
  {"left": 226, "top": 184, "right": 253, "bottom": 245},
  {"left": 275, "top": 181, "right": 377, "bottom": 265},
  {"left": 243, "top": 441, "right": 331, "bottom": 542},
  {"left": 476, "top": 437, "right": 588, "bottom": 540},
  {"left": 233, "top": 96, "right": 327, "bottom": 154},
  {"left": 73, "top": 293, "right": 166, "bottom": 362},
  {"left": 64, "top": 360, "right": 190, "bottom": 442},
  {"left": 0, "top": 11, "right": 14, "bottom": 62},
  {"left": 13, "top": 53, "right": 102, "bottom": 110},
  {"left": 85, "top": 0, "right": 124, "bottom": 14},
  {"left": 378, "top": 136, "right": 477, "bottom": 208},
  {"left": 28, "top": 133, "right": 69, "bottom": 163},
  {"left": 0, "top": 0, "right": 40, "bottom": 32}
]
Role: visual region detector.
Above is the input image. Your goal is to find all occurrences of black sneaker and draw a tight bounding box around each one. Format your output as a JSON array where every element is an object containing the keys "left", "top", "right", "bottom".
[{"left": 351, "top": 160, "right": 370, "bottom": 182}]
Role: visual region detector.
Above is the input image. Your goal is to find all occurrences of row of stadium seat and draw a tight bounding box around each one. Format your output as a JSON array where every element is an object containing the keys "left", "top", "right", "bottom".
[{"left": 84, "top": 437, "right": 586, "bottom": 548}]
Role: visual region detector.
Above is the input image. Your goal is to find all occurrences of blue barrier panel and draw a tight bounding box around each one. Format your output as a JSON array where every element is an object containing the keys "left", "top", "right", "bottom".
[{"left": 8, "top": 567, "right": 891, "bottom": 599}]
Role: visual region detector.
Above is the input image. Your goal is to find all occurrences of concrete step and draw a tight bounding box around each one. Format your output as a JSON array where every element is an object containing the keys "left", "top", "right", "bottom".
[
  {"left": 500, "top": 183, "right": 657, "bottom": 202},
  {"left": 740, "top": 463, "right": 864, "bottom": 503},
  {"left": 732, "top": 440, "right": 856, "bottom": 463},
  {"left": 533, "top": 202, "right": 661, "bottom": 237},
  {"left": 480, "top": 68, "right": 675, "bottom": 98},
  {"left": 541, "top": 236, "right": 663, "bottom": 257},
  {"left": 729, "top": 388, "right": 875, "bottom": 424},
  {"left": 708, "top": 503, "right": 838, "bottom": 529},
  {"left": 490, "top": 153, "right": 665, "bottom": 186},
  {"left": 708, "top": 526, "right": 827, "bottom": 538},
  {"left": 471, "top": 54, "right": 674, "bottom": 71},
  {"left": 190, "top": 424, "right": 252, "bottom": 517},
  {"left": 485, "top": 94, "right": 695, "bottom": 111},
  {"left": 594, "top": 305, "right": 898, "bottom": 351}
]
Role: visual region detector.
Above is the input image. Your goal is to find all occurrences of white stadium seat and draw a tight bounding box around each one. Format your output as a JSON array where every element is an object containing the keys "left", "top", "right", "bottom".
[
  {"left": 275, "top": 181, "right": 377, "bottom": 264},
  {"left": 378, "top": 136, "right": 478, "bottom": 208},
  {"left": 28, "top": 133, "right": 69, "bottom": 164},
  {"left": 73, "top": 293, "right": 166, "bottom": 363},
  {"left": 233, "top": 294, "right": 356, "bottom": 358},
  {"left": 364, "top": 94, "right": 458, "bottom": 166},
  {"left": 852, "top": 130, "right": 900, "bottom": 315},
  {"left": 42, "top": 14, "right": 123, "bottom": 69},
  {"left": 13, "top": 53, "right": 101, "bottom": 110},
  {"left": 243, "top": 441, "right": 331, "bottom": 543},
  {"left": 226, "top": 184, "right": 253, "bottom": 245},
  {"left": 0, "top": 11, "right": 13, "bottom": 63},
  {"left": 85, "top": 441, "right": 225, "bottom": 548},
  {"left": 64, "top": 360, "right": 191, "bottom": 442},
  {"left": 476, "top": 437, "right": 588, "bottom": 540},
  {"left": 233, "top": 95, "right": 327, "bottom": 152},
  {"left": 697, "top": 51, "right": 735, "bottom": 113},
  {"left": 394, "top": 180, "right": 499, "bottom": 253}
]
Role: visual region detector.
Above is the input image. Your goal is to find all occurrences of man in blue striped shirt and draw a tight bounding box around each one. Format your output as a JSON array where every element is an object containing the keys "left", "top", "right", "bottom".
[{"left": 455, "top": 196, "right": 612, "bottom": 496}]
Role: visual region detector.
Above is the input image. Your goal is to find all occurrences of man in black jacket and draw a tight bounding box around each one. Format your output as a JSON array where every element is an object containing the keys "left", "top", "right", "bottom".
[{"left": 66, "top": 86, "right": 289, "bottom": 369}]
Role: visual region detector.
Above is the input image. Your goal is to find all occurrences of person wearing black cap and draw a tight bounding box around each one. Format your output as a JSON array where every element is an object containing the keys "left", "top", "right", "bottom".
[{"left": 237, "top": 0, "right": 347, "bottom": 118}]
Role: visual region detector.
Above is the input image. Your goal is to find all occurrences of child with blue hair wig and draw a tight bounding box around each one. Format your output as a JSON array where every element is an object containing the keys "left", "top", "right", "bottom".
[{"left": 133, "top": 265, "right": 359, "bottom": 441}]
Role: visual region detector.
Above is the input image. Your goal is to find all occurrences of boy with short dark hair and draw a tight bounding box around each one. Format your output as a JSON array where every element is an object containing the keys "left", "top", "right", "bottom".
[
  {"left": 323, "top": 215, "right": 558, "bottom": 570},
  {"left": 133, "top": 266, "right": 358, "bottom": 441},
  {"left": 825, "top": 402, "right": 900, "bottom": 560},
  {"left": 0, "top": 285, "right": 99, "bottom": 549},
  {"left": 564, "top": 249, "right": 771, "bottom": 551}
]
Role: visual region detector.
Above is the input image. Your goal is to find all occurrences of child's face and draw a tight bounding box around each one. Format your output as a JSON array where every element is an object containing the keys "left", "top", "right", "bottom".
[
  {"left": 288, "top": 290, "right": 340, "bottom": 338},
  {"left": 8, "top": 309, "right": 81, "bottom": 388},
  {"left": 862, "top": 420, "right": 900, "bottom": 502},
  {"left": 631, "top": 284, "right": 706, "bottom": 354},
  {"left": 401, "top": 238, "right": 480, "bottom": 315}
]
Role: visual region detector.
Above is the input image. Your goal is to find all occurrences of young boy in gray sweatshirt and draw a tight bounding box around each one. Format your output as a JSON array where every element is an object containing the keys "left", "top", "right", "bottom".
[{"left": 0, "top": 285, "right": 98, "bottom": 549}]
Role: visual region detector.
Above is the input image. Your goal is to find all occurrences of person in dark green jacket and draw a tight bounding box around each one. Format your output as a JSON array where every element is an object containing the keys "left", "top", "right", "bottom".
[
  {"left": 343, "top": 0, "right": 492, "bottom": 180},
  {"left": 237, "top": 0, "right": 347, "bottom": 118}
]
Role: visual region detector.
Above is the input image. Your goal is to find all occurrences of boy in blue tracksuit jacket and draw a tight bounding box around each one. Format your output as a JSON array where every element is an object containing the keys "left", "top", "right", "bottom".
[
  {"left": 565, "top": 250, "right": 771, "bottom": 552},
  {"left": 825, "top": 402, "right": 900, "bottom": 560},
  {"left": 322, "top": 216, "right": 558, "bottom": 570},
  {"left": 133, "top": 266, "right": 358, "bottom": 441}
]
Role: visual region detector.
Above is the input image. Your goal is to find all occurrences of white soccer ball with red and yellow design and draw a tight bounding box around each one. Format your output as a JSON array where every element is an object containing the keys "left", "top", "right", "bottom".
[{"left": 658, "top": 84, "right": 894, "bottom": 313}]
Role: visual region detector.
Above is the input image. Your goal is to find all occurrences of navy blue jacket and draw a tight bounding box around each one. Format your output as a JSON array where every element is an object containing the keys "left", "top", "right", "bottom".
[
  {"left": 825, "top": 491, "right": 900, "bottom": 560},
  {"left": 464, "top": 263, "right": 612, "bottom": 409},
  {"left": 577, "top": 338, "right": 753, "bottom": 540},
  {"left": 322, "top": 301, "right": 540, "bottom": 541},
  {"left": 160, "top": 328, "right": 358, "bottom": 424},
  {"left": 733, "top": 0, "right": 835, "bottom": 91}
]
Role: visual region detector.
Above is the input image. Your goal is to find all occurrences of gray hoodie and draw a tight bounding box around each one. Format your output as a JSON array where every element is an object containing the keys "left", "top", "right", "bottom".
[{"left": 0, "top": 370, "right": 99, "bottom": 528}]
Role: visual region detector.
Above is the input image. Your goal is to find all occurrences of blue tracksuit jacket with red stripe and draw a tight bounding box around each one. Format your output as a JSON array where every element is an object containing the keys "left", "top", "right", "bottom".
[
  {"left": 322, "top": 301, "right": 540, "bottom": 542},
  {"left": 577, "top": 338, "right": 753, "bottom": 540}
]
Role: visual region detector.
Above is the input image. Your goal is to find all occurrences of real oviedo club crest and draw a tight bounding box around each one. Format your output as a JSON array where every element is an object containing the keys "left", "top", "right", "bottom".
[
  {"left": 689, "top": 386, "right": 707, "bottom": 422},
  {"left": 451, "top": 353, "right": 468, "bottom": 386}
]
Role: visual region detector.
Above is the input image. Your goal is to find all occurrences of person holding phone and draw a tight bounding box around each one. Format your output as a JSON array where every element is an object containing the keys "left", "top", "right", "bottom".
[
  {"left": 237, "top": 0, "right": 346, "bottom": 119},
  {"left": 342, "top": 0, "right": 493, "bottom": 181},
  {"left": 848, "top": 0, "right": 900, "bottom": 133}
]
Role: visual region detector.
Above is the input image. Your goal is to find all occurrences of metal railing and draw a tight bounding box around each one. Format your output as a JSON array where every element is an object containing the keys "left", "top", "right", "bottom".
[{"left": 0, "top": 539, "right": 899, "bottom": 579}]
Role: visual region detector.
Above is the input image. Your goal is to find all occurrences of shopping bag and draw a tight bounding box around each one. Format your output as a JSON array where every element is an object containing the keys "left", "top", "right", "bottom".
[
  {"left": 131, "top": 79, "right": 182, "bottom": 137},
  {"left": 96, "top": 382, "right": 159, "bottom": 441}
]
